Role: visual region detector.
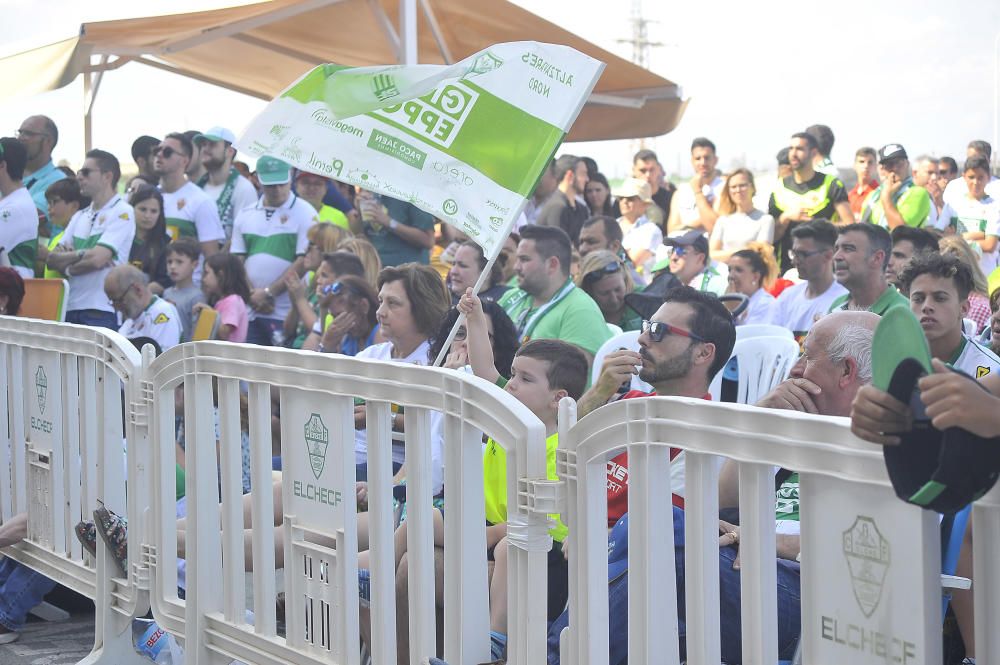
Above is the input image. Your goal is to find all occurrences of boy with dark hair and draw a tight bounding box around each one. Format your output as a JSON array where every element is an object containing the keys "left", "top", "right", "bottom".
[
  {"left": 849, "top": 146, "right": 879, "bottom": 216},
  {"left": 458, "top": 289, "right": 588, "bottom": 660},
  {"left": 898, "top": 252, "right": 1000, "bottom": 378},
  {"left": 162, "top": 237, "right": 205, "bottom": 341},
  {"left": 940, "top": 156, "right": 1000, "bottom": 276},
  {"left": 40, "top": 178, "right": 88, "bottom": 277},
  {"left": 887, "top": 225, "right": 938, "bottom": 289},
  {"left": 357, "top": 290, "right": 588, "bottom": 662}
]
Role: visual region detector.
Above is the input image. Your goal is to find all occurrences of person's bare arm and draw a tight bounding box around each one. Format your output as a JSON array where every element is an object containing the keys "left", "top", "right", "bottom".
[
  {"left": 456, "top": 288, "right": 499, "bottom": 384},
  {"left": 576, "top": 350, "right": 641, "bottom": 418}
]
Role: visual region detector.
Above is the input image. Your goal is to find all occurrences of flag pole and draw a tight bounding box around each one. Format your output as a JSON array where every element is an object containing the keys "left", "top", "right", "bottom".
[{"left": 431, "top": 200, "right": 529, "bottom": 368}]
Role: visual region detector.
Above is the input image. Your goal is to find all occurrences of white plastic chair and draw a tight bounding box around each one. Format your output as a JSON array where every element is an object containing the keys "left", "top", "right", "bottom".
[
  {"left": 591, "top": 330, "right": 653, "bottom": 393},
  {"left": 606, "top": 322, "right": 624, "bottom": 336},
  {"left": 709, "top": 336, "right": 801, "bottom": 404},
  {"left": 736, "top": 323, "right": 794, "bottom": 340}
]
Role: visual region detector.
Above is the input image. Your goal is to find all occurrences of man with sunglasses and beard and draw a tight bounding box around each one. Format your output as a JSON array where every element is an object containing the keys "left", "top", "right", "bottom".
[
  {"left": 575, "top": 286, "right": 736, "bottom": 522},
  {"left": 154, "top": 132, "right": 224, "bottom": 283}
]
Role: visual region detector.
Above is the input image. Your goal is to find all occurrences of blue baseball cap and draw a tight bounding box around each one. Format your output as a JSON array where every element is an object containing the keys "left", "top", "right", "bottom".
[{"left": 607, "top": 513, "right": 629, "bottom": 581}]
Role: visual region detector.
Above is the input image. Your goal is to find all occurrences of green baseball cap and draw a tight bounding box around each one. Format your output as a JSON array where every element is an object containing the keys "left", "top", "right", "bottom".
[{"left": 256, "top": 156, "right": 291, "bottom": 185}]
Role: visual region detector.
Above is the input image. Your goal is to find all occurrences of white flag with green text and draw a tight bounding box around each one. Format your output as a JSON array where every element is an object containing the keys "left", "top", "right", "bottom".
[{"left": 237, "top": 41, "right": 604, "bottom": 258}]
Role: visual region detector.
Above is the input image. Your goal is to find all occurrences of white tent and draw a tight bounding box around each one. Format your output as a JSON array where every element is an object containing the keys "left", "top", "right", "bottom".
[{"left": 0, "top": 0, "right": 688, "bottom": 149}]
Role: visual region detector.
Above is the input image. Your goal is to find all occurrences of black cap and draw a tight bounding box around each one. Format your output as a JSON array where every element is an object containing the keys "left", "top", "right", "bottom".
[
  {"left": 874, "top": 308, "right": 1000, "bottom": 514},
  {"left": 878, "top": 144, "right": 908, "bottom": 164},
  {"left": 664, "top": 230, "right": 709, "bottom": 255}
]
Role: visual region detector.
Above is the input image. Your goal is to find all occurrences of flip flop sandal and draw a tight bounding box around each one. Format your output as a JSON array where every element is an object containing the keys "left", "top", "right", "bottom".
[
  {"left": 74, "top": 521, "right": 98, "bottom": 558},
  {"left": 93, "top": 503, "right": 129, "bottom": 573}
]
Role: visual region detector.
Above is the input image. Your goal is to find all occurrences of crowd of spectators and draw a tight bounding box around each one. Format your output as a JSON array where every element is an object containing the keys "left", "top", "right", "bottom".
[{"left": 1, "top": 115, "right": 999, "bottom": 665}]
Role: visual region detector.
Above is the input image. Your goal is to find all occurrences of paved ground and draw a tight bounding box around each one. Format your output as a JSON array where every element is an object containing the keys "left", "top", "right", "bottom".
[{"left": 0, "top": 611, "right": 96, "bottom": 664}]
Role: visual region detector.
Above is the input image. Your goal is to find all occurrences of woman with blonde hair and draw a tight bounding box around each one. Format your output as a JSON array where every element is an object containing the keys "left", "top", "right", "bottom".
[
  {"left": 338, "top": 236, "right": 383, "bottom": 288},
  {"left": 576, "top": 250, "right": 641, "bottom": 331},
  {"left": 283, "top": 222, "right": 351, "bottom": 347},
  {"left": 710, "top": 169, "right": 775, "bottom": 262},
  {"left": 939, "top": 234, "right": 992, "bottom": 331},
  {"left": 726, "top": 241, "right": 779, "bottom": 325}
]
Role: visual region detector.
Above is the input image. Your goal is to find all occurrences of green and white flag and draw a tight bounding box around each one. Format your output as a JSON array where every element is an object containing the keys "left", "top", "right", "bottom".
[{"left": 237, "top": 41, "right": 604, "bottom": 258}]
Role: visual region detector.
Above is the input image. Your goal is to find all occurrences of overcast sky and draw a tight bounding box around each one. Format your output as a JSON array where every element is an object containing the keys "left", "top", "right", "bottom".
[{"left": 0, "top": 0, "right": 997, "bottom": 178}]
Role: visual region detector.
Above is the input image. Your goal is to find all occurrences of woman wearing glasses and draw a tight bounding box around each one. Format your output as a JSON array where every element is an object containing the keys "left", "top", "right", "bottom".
[
  {"left": 726, "top": 242, "right": 779, "bottom": 325},
  {"left": 576, "top": 250, "right": 642, "bottom": 331},
  {"left": 709, "top": 169, "right": 774, "bottom": 262}
]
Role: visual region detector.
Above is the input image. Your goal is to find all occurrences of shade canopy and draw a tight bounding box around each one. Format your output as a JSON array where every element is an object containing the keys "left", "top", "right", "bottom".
[{"left": 0, "top": 0, "right": 687, "bottom": 142}]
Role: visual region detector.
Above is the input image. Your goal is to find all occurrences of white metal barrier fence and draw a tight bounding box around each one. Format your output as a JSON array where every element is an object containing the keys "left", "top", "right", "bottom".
[
  {"left": 144, "top": 341, "right": 553, "bottom": 665},
  {"left": 0, "top": 317, "right": 150, "bottom": 664},
  {"left": 556, "top": 395, "right": 1000, "bottom": 665}
]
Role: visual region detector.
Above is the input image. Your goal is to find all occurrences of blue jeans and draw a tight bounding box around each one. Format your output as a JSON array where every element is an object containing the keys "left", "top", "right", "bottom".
[
  {"left": 66, "top": 309, "right": 118, "bottom": 330},
  {"left": 547, "top": 507, "right": 801, "bottom": 665},
  {"left": 246, "top": 317, "right": 285, "bottom": 346},
  {"left": 0, "top": 558, "right": 57, "bottom": 631}
]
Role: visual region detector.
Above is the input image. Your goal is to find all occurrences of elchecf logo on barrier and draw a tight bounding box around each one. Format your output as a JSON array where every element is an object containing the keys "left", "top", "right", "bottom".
[
  {"left": 35, "top": 365, "right": 47, "bottom": 414},
  {"left": 842, "top": 515, "right": 890, "bottom": 618},
  {"left": 304, "top": 413, "right": 329, "bottom": 480}
]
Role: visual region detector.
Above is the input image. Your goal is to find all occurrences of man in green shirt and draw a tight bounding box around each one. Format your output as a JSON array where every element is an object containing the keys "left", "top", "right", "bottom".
[
  {"left": 829, "top": 223, "right": 909, "bottom": 314},
  {"left": 497, "top": 224, "right": 612, "bottom": 359},
  {"left": 860, "top": 144, "right": 932, "bottom": 229}
]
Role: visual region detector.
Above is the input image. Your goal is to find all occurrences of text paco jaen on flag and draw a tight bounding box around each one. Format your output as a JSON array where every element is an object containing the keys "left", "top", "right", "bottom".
[{"left": 237, "top": 42, "right": 604, "bottom": 259}]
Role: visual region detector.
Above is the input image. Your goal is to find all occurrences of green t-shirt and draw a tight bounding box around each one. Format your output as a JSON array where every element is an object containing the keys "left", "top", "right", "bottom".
[
  {"left": 483, "top": 432, "right": 567, "bottom": 542},
  {"left": 828, "top": 284, "right": 909, "bottom": 315},
  {"left": 497, "top": 283, "right": 613, "bottom": 355},
  {"left": 861, "top": 180, "right": 932, "bottom": 228}
]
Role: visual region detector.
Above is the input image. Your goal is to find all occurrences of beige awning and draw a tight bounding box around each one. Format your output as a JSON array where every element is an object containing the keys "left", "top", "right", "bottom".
[{"left": 0, "top": 0, "right": 688, "bottom": 142}]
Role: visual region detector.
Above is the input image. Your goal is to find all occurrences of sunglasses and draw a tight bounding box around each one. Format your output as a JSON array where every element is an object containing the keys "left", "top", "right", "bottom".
[
  {"left": 672, "top": 246, "right": 688, "bottom": 257},
  {"left": 641, "top": 319, "right": 706, "bottom": 343},
  {"left": 16, "top": 129, "right": 50, "bottom": 140},
  {"left": 154, "top": 145, "right": 179, "bottom": 159},
  {"left": 320, "top": 281, "right": 357, "bottom": 297},
  {"left": 77, "top": 167, "right": 97, "bottom": 177},
  {"left": 583, "top": 260, "right": 621, "bottom": 286}
]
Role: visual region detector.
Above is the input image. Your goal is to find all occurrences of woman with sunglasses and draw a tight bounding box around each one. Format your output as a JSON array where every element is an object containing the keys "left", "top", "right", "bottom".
[
  {"left": 283, "top": 223, "right": 351, "bottom": 347},
  {"left": 709, "top": 169, "right": 774, "bottom": 263},
  {"left": 302, "top": 268, "right": 379, "bottom": 356},
  {"left": 726, "top": 242, "right": 779, "bottom": 325},
  {"left": 576, "top": 250, "right": 642, "bottom": 332}
]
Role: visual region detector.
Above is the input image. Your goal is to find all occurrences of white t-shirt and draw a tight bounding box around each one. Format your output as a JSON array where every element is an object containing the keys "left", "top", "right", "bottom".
[
  {"left": 943, "top": 175, "right": 1000, "bottom": 208},
  {"left": 939, "top": 194, "right": 1000, "bottom": 275},
  {"left": 62, "top": 196, "right": 136, "bottom": 313},
  {"left": 118, "top": 296, "right": 181, "bottom": 352},
  {"left": 230, "top": 194, "right": 314, "bottom": 321},
  {"left": 949, "top": 335, "right": 1000, "bottom": 380},
  {"left": 738, "top": 287, "right": 776, "bottom": 325},
  {"left": 161, "top": 181, "right": 225, "bottom": 283},
  {"left": 0, "top": 187, "right": 39, "bottom": 279},
  {"left": 671, "top": 176, "right": 724, "bottom": 229},
  {"left": 352, "top": 341, "right": 443, "bottom": 485},
  {"left": 709, "top": 209, "right": 775, "bottom": 253},
  {"left": 771, "top": 280, "right": 847, "bottom": 342},
  {"left": 201, "top": 173, "right": 258, "bottom": 239},
  {"left": 619, "top": 215, "right": 662, "bottom": 275}
]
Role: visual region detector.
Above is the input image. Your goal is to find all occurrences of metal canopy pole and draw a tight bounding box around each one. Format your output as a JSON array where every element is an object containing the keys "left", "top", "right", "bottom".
[{"left": 400, "top": 0, "right": 417, "bottom": 65}]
